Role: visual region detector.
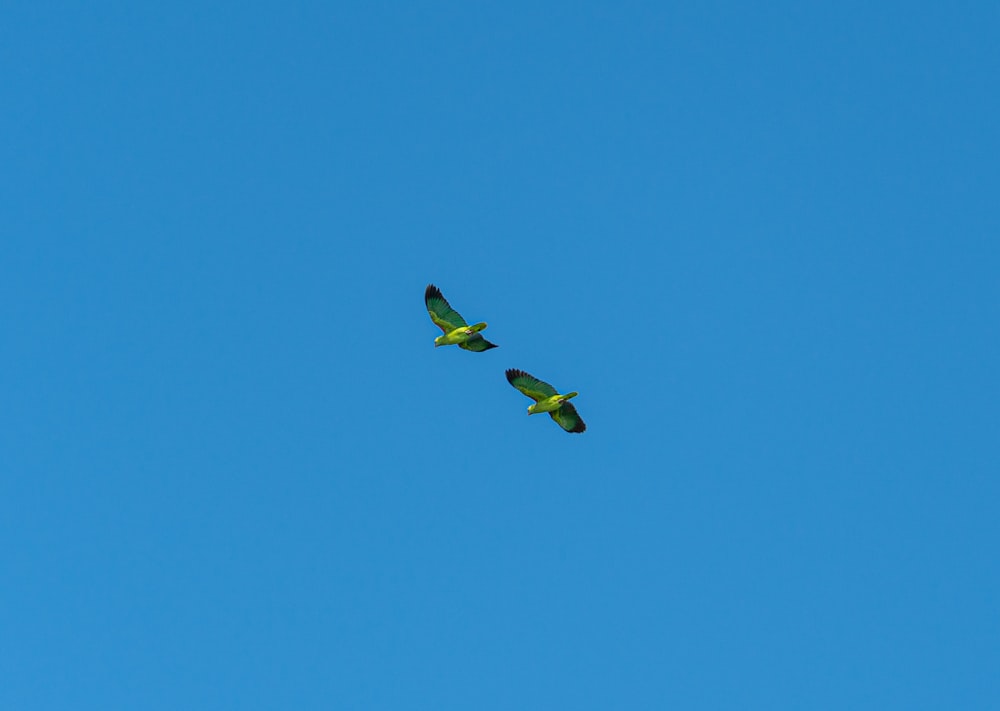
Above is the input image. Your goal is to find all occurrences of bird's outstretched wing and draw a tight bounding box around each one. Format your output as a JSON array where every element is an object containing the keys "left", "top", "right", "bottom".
[
  {"left": 551, "top": 401, "right": 586, "bottom": 433},
  {"left": 425, "top": 284, "right": 468, "bottom": 333},
  {"left": 505, "top": 368, "right": 558, "bottom": 402},
  {"left": 460, "top": 334, "right": 498, "bottom": 352}
]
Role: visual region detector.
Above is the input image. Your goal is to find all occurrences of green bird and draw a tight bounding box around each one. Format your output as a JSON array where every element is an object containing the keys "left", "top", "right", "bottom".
[
  {"left": 425, "top": 284, "right": 498, "bottom": 351},
  {"left": 505, "top": 368, "right": 586, "bottom": 433}
]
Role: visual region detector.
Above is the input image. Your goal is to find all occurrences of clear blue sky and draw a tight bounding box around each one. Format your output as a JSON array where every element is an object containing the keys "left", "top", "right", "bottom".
[{"left": 2, "top": 2, "right": 998, "bottom": 708}]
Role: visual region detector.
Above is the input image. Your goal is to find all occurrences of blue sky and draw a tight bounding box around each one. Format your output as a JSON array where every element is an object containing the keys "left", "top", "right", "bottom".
[{"left": 2, "top": 2, "right": 998, "bottom": 708}]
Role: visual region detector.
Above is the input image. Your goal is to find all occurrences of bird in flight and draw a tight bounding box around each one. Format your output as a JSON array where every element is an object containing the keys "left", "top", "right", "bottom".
[
  {"left": 505, "top": 368, "right": 586, "bottom": 433},
  {"left": 424, "top": 284, "right": 498, "bottom": 352}
]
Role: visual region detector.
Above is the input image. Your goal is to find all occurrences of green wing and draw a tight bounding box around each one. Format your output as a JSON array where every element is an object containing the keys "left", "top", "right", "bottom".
[
  {"left": 460, "top": 334, "right": 498, "bottom": 352},
  {"left": 425, "top": 284, "right": 468, "bottom": 333},
  {"left": 550, "top": 401, "right": 586, "bottom": 433},
  {"left": 505, "top": 368, "right": 557, "bottom": 402}
]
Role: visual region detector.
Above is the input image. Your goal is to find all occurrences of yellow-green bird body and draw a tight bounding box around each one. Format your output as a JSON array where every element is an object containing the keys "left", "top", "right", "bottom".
[
  {"left": 436, "top": 321, "right": 489, "bottom": 347},
  {"left": 425, "top": 284, "right": 498, "bottom": 351},
  {"left": 505, "top": 368, "right": 586, "bottom": 433},
  {"left": 527, "top": 391, "right": 580, "bottom": 415}
]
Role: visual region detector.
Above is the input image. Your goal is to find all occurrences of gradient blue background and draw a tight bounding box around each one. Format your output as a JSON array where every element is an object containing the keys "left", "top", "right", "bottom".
[{"left": 2, "top": 2, "right": 998, "bottom": 708}]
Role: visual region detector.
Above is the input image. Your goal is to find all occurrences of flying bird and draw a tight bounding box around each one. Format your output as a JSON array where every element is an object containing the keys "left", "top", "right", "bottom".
[
  {"left": 505, "top": 368, "right": 586, "bottom": 433},
  {"left": 425, "top": 284, "right": 498, "bottom": 351}
]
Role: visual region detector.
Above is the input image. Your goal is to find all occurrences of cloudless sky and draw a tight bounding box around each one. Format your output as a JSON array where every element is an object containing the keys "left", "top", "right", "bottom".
[{"left": 2, "top": 1, "right": 998, "bottom": 708}]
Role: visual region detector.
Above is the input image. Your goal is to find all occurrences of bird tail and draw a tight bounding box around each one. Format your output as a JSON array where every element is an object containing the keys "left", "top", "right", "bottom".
[
  {"left": 562, "top": 392, "right": 579, "bottom": 400},
  {"left": 469, "top": 322, "right": 488, "bottom": 332}
]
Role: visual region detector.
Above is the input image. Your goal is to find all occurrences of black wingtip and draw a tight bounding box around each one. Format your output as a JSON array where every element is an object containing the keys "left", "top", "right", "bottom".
[
  {"left": 425, "top": 284, "right": 442, "bottom": 300},
  {"left": 505, "top": 368, "right": 527, "bottom": 383}
]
